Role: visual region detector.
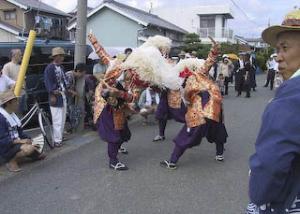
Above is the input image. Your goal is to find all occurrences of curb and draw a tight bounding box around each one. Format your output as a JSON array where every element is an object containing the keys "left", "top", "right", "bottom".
[{"left": 0, "top": 114, "right": 146, "bottom": 182}]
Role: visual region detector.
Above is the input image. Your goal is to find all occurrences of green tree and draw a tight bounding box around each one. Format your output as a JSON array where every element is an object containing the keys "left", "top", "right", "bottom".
[
  {"left": 182, "top": 33, "right": 203, "bottom": 53},
  {"left": 220, "top": 43, "right": 239, "bottom": 55}
]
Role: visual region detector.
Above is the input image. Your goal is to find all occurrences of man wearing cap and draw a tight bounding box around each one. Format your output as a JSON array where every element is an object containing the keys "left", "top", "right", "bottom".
[
  {"left": 0, "top": 90, "right": 45, "bottom": 172},
  {"left": 264, "top": 53, "right": 278, "bottom": 90},
  {"left": 0, "top": 65, "right": 15, "bottom": 93},
  {"left": 247, "top": 9, "right": 300, "bottom": 214},
  {"left": 44, "top": 47, "right": 68, "bottom": 148}
]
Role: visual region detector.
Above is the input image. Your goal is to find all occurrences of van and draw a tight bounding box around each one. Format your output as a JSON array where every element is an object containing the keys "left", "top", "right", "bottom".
[{"left": 0, "top": 41, "right": 93, "bottom": 128}]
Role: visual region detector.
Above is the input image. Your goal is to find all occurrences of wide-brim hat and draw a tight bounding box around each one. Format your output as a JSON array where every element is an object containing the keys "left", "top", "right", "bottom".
[
  {"left": 0, "top": 90, "right": 19, "bottom": 106},
  {"left": 262, "top": 9, "right": 300, "bottom": 46},
  {"left": 50, "top": 47, "right": 66, "bottom": 58}
]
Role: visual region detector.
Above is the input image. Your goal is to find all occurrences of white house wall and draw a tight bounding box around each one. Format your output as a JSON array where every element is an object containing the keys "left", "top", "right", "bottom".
[{"left": 154, "top": 7, "right": 199, "bottom": 33}]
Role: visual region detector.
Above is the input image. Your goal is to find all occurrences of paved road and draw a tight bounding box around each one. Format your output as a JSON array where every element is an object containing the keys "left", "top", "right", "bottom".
[{"left": 0, "top": 75, "right": 274, "bottom": 214}]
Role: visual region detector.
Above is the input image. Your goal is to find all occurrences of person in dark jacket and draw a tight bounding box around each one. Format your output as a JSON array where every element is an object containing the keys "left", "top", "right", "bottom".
[
  {"left": 242, "top": 54, "right": 254, "bottom": 98},
  {"left": 235, "top": 53, "right": 245, "bottom": 96},
  {"left": 246, "top": 9, "right": 300, "bottom": 214},
  {"left": 44, "top": 47, "right": 68, "bottom": 147},
  {"left": 0, "top": 90, "right": 45, "bottom": 172}
]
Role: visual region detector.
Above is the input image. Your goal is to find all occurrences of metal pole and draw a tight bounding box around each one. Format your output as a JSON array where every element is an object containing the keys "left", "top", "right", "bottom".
[{"left": 74, "top": 0, "right": 87, "bottom": 131}]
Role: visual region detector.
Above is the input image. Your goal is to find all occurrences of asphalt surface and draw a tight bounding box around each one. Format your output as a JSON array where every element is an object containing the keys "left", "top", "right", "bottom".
[{"left": 0, "top": 75, "right": 275, "bottom": 214}]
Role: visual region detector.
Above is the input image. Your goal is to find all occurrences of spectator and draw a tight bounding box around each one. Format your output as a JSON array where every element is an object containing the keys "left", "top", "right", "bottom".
[
  {"left": 138, "top": 87, "right": 160, "bottom": 125},
  {"left": 247, "top": 9, "right": 300, "bottom": 213},
  {"left": 3, "top": 49, "right": 22, "bottom": 81},
  {"left": 0, "top": 65, "right": 15, "bottom": 93},
  {"left": 241, "top": 53, "right": 253, "bottom": 98},
  {"left": 65, "top": 63, "right": 87, "bottom": 132},
  {"left": 235, "top": 53, "right": 246, "bottom": 96},
  {"left": 66, "top": 63, "right": 87, "bottom": 101},
  {"left": 3, "top": 49, "right": 27, "bottom": 113},
  {"left": 216, "top": 73, "right": 225, "bottom": 96},
  {"left": 44, "top": 47, "right": 68, "bottom": 147},
  {"left": 218, "top": 55, "right": 234, "bottom": 95},
  {"left": 264, "top": 53, "right": 278, "bottom": 90},
  {"left": 0, "top": 90, "right": 45, "bottom": 172}
]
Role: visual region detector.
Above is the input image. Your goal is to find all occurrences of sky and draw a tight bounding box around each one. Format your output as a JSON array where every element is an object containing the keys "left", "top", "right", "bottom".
[{"left": 41, "top": 0, "right": 299, "bottom": 38}]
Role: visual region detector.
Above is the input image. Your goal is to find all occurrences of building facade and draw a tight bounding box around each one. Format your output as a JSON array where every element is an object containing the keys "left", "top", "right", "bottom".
[
  {"left": 68, "top": 0, "right": 187, "bottom": 48},
  {"left": 155, "top": 5, "right": 235, "bottom": 44},
  {"left": 0, "top": 0, "right": 71, "bottom": 42}
]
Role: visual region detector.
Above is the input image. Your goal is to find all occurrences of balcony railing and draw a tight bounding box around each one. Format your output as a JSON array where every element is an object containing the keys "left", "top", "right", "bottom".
[{"left": 198, "top": 27, "right": 234, "bottom": 39}]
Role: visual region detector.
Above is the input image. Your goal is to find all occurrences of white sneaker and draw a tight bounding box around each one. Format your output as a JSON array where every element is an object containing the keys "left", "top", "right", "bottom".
[{"left": 215, "top": 155, "right": 224, "bottom": 161}]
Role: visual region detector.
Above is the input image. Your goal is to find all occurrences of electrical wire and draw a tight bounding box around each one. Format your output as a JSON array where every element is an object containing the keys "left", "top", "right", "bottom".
[{"left": 229, "top": 0, "right": 260, "bottom": 27}]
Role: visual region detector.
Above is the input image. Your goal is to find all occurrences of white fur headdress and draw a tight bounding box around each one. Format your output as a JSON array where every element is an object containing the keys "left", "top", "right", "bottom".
[
  {"left": 140, "top": 35, "right": 172, "bottom": 54},
  {"left": 121, "top": 46, "right": 165, "bottom": 85},
  {"left": 174, "top": 58, "right": 206, "bottom": 75},
  {"left": 121, "top": 46, "right": 182, "bottom": 90}
]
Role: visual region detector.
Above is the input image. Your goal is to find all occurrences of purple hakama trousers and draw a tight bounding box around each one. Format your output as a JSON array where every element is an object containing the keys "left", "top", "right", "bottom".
[{"left": 97, "top": 105, "right": 131, "bottom": 165}]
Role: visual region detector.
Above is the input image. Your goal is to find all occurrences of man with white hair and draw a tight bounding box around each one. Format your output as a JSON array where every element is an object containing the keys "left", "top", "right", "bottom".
[{"left": 3, "top": 49, "right": 22, "bottom": 81}]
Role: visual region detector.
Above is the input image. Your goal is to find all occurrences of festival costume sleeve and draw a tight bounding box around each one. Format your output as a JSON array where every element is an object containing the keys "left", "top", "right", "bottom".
[
  {"left": 88, "top": 33, "right": 111, "bottom": 65},
  {"left": 203, "top": 80, "right": 222, "bottom": 122},
  {"left": 199, "top": 43, "right": 219, "bottom": 74},
  {"left": 249, "top": 89, "right": 300, "bottom": 206},
  {"left": 93, "top": 83, "right": 107, "bottom": 124}
]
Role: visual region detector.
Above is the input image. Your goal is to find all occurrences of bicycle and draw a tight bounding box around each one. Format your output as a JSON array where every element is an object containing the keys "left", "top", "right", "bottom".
[{"left": 21, "top": 78, "right": 54, "bottom": 151}]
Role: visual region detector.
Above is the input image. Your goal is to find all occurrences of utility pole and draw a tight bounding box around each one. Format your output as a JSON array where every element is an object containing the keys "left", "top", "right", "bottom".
[{"left": 75, "top": 0, "right": 87, "bottom": 131}]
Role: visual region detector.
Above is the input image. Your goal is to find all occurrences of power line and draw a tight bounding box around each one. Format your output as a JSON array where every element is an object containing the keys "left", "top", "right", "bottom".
[{"left": 229, "top": 0, "right": 260, "bottom": 27}]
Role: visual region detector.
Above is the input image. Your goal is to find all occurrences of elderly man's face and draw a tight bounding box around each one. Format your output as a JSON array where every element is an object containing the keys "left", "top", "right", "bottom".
[
  {"left": 13, "top": 50, "right": 22, "bottom": 64},
  {"left": 276, "top": 32, "right": 300, "bottom": 80}
]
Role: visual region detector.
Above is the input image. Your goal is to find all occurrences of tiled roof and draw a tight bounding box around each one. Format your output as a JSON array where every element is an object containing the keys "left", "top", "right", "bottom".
[
  {"left": 7, "top": 0, "right": 71, "bottom": 17},
  {"left": 69, "top": 0, "right": 187, "bottom": 34}
]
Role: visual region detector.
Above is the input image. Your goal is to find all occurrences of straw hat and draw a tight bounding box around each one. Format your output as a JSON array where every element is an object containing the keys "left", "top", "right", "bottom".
[
  {"left": 50, "top": 47, "right": 66, "bottom": 58},
  {"left": 262, "top": 9, "right": 300, "bottom": 46},
  {"left": 0, "top": 90, "right": 18, "bottom": 106}
]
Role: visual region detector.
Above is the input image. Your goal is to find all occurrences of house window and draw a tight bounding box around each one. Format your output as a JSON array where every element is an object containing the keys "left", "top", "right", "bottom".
[
  {"left": 200, "top": 15, "right": 215, "bottom": 28},
  {"left": 4, "top": 10, "right": 16, "bottom": 20}
]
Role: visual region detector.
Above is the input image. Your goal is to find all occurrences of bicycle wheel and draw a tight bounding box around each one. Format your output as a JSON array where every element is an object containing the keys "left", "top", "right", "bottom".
[{"left": 38, "top": 110, "right": 54, "bottom": 149}]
